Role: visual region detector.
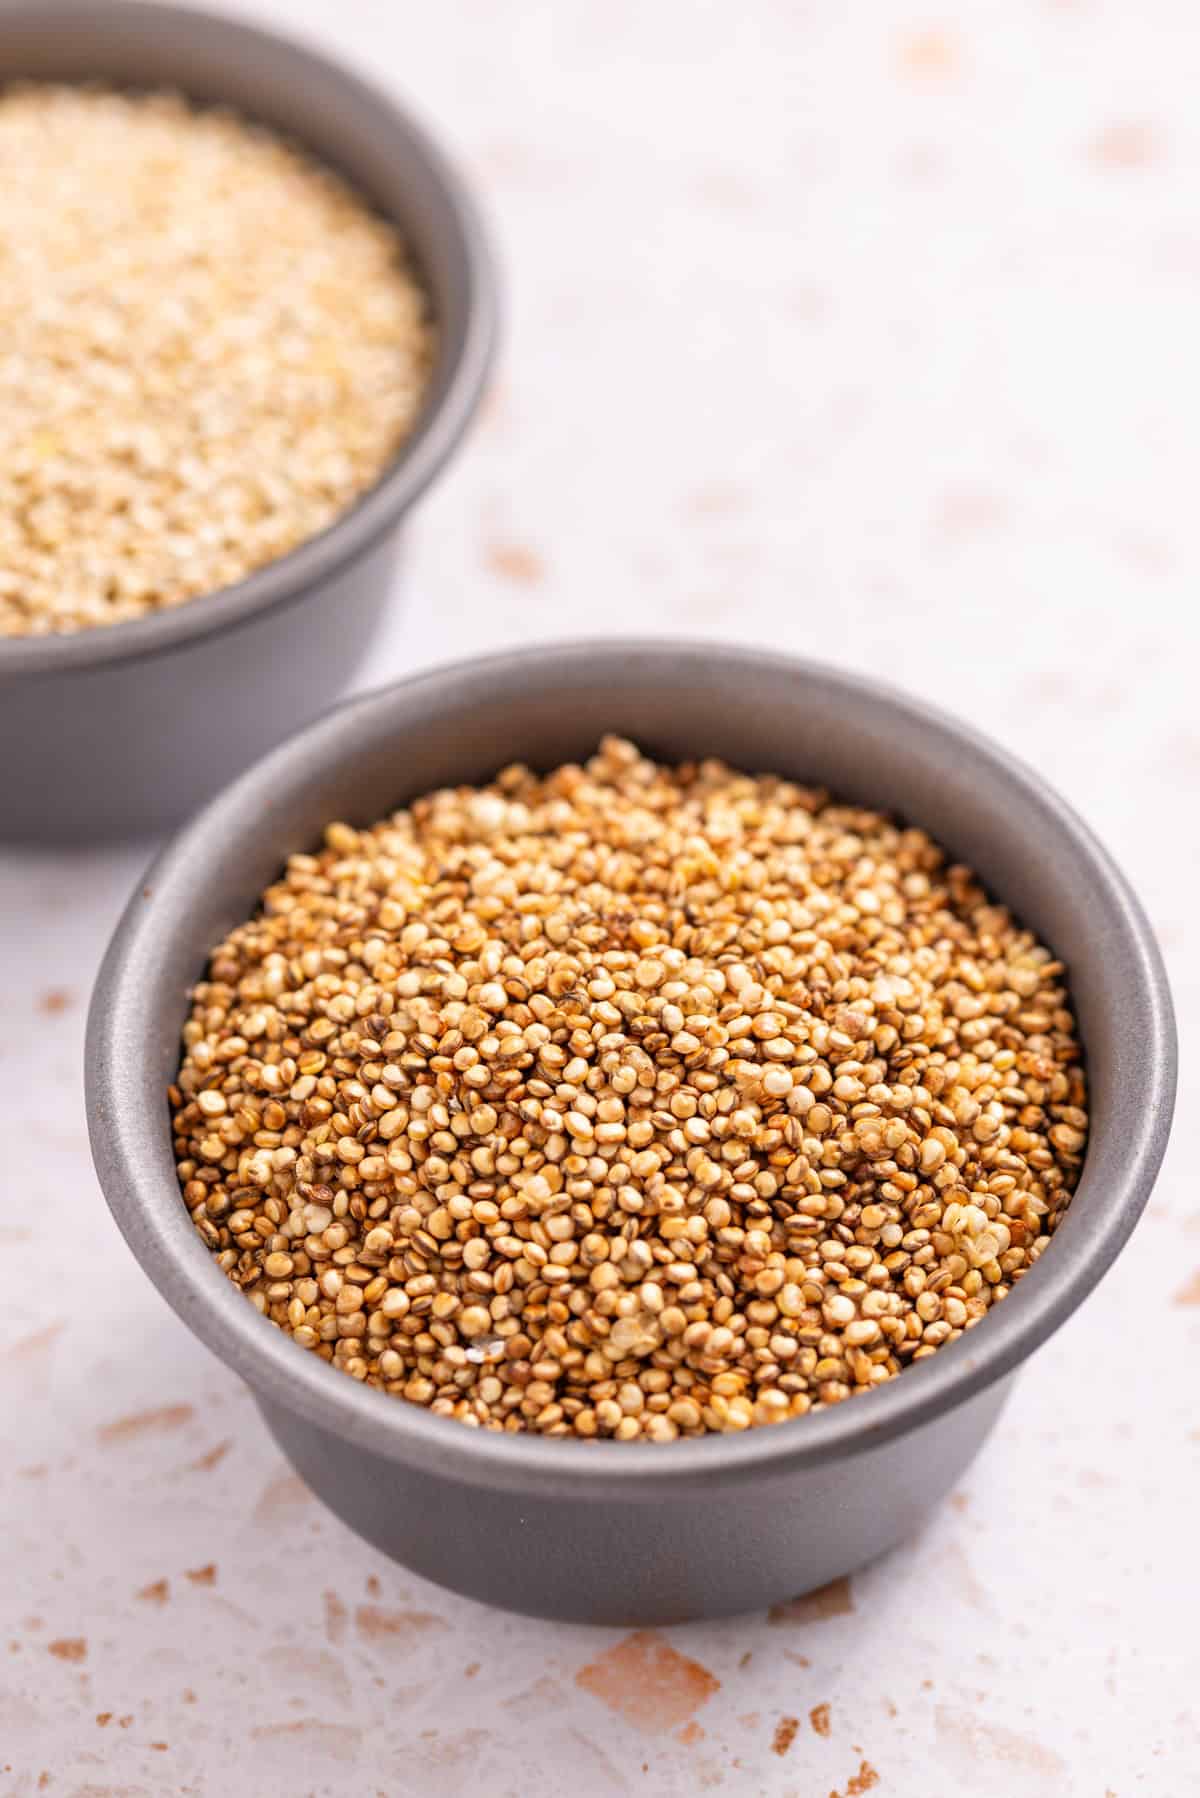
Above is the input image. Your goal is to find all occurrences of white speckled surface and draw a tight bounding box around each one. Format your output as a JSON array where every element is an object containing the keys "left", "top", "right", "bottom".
[{"left": 2, "top": 2, "right": 1196, "bottom": 1793}]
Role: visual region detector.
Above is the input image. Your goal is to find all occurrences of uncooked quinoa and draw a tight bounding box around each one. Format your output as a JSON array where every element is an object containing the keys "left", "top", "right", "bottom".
[
  {"left": 0, "top": 84, "right": 432, "bottom": 637},
  {"left": 172, "top": 739, "right": 1088, "bottom": 1439}
]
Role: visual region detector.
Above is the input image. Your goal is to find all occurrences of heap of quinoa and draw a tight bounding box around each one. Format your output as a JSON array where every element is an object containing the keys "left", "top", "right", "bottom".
[
  {"left": 172, "top": 739, "right": 1087, "bottom": 1440},
  {"left": 0, "top": 84, "right": 432, "bottom": 636}
]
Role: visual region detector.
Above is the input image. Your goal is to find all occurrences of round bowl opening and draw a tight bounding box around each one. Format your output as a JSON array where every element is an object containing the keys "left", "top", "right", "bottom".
[{"left": 86, "top": 641, "right": 1177, "bottom": 1500}]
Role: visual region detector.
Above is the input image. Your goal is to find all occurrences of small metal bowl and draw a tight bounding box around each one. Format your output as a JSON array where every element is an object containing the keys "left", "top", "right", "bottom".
[
  {"left": 87, "top": 642, "right": 1176, "bottom": 1624},
  {"left": 0, "top": 0, "right": 496, "bottom": 841}
]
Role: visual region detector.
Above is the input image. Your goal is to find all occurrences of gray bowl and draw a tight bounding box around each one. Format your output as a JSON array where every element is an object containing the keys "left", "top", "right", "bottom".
[
  {"left": 0, "top": 0, "right": 496, "bottom": 842},
  {"left": 86, "top": 642, "right": 1176, "bottom": 1624}
]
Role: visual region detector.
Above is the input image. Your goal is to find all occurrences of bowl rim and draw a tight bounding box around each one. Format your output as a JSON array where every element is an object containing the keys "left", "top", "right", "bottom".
[
  {"left": 86, "top": 639, "right": 1178, "bottom": 1500},
  {"left": 0, "top": 0, "right": 497, "bottom": 679}
]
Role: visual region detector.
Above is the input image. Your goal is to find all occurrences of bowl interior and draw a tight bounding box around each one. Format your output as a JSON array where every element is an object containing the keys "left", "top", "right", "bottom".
[{"left": 88, "top": 643, "right": 1176, "bottom": 1490}]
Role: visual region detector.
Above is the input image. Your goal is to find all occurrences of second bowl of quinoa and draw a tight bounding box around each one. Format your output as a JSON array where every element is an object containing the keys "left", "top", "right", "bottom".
[
  {"left": 87, "top": 641, "right": 1176, "bottom": 1623},
  {"left": 0, "top": 1, "right": 496, "bottom": 839}
]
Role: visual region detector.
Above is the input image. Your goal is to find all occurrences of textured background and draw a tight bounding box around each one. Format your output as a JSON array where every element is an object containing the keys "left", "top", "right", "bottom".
[{"left": 2, "top": 1, "right": 1197, "bottom": 1793}]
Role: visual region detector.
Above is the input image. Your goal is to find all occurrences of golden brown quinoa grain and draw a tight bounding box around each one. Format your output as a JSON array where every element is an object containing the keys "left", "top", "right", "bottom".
[
  {"left": 0, "top": 84, "right": 432, "bottom": 637},
  {"left": 172, "top": 738, "right": 1088, "bottom": 1439}
]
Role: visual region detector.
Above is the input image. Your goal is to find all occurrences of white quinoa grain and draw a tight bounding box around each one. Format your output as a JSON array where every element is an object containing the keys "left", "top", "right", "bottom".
[{"left": 0, "top": 84, "right": 432, "bottom": 637}]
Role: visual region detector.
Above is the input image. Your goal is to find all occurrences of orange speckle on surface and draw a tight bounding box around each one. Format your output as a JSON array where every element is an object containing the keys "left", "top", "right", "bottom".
[
  {"left": 934, "top": 488, "right": 1009, "bottom": 538},
  {"left": 575, "top": 1630, "right": 720, "bottom": 1735},
  {"left": 811, "top": 1702, "right": 832, "bottom": 1737},
  {"left": 137, "top": 1579, "right": 169, "bottom": 1604},
  {"left": 772, "top": 1716, "right": 800, "bottom": 1756},
  {"left": 186, "top": 1564, "right": 216, "bottom": 1586},
  {"left": 478, "top": 380, "right": 509, "bottom": 431},
  {"left": 324, "top": 1590, "right": 347, "bottom": 1645},
  {"left": 8, "top": 1321, "right": 65, "bottom": 1362},
  {"left": 118, "top": 1715, "right": 133, "bottom": 1728},
  {"left": 37, "top": 1777, "right": 50, "bottom": 1792},
  {"left": 885, "top": 1699, "right": 898, "bottom": 1718},
  {"left": 95, "top": 1713, "right": 112, "bottom": 1727},
  {"left": 99, "top": 1403, "right": 193, "bottom": 1444},
  {"left": 1116, "top": 531, "right": 1172, "bottom": 575},
  {"left": 464, "top": 1662, "right": 480, "bottom": 1678},
  {"left": 935, "top": 1706, "right": 1066, "bottom": 1776},
  {"left": 47, "top": 1638, "right": 86, "bottom": 1662},
  {"left": 1023, "top": 669, "right": 1072, "bottom": 707},
  {"left": 769, "top": 1577, "right": 855, "bottom": 1624},
  {"left": 475, "top": 139, "right": 543, "bottom": 186},
  {"left": 686, "top": 483, "right": 746, "bottom": 520},
  {"left": 501, "top": 1673, "right": 561, "bottom": 1720},
  {"left": 250, "top": 1720, "right": 364, "bottom": 1763},
  {"left": 409, "top": 1726, "right": 492, "bottom": 1774},
  {"left": 738, "top": 1650, "right": 753, "bottom": 1669},
  {"left": 183, "top": 1689, "right": 197, "bottom": 1704},
  {"left": 950, "top": 1491, "right": 969, "bottom": 1513},
  {"left": 1090, "top": 122, "right": 1159, "bottom": 168},
  {"left": 694, "top": 166, "right": 757, "bottom": 212},
  {"left": 677, "top": 1720, "right": 706, "bottom": 1745},
  {"left": 784, "top": 1651, "right": 812, "bottom": 1668},
  {"left": 896, "top": 29, "right": 961, "bottom": 83},
  {"left": 366, "top": 1575, "right": 381, "bottom": 1597},
  {"left": 948, "top": 1542, "right": 991, "bottom": 1614},
  {"left": 829, "top": 1762, "right": 882, "bottom": 1797},
  {"left": 150, "top": 1742, "right": 168, "bottom": 1752},
  {"left": 486, "top": 541, "right": 544, "bottom": 585},
  {"left": 187, "top": 1438, "right": 232, "bottom": 1473},
  {"left": 789, "top": 284, "right": 832, "bottom": 322},
  {"left": 37, "top": 987, "right": 73, "bottom": 1013},
  {"left": 896, "top": 142, "right": 944, "bottom": 184},
  {"left": 354, "top": 1606, "right": 447, "bottom": 1649},
  {"left": 253, "top": 1468, "right": 312, "bottom": 1523},
  {"left": 1173, "top": 1270, "right": 1200, "bottom": 1307}
]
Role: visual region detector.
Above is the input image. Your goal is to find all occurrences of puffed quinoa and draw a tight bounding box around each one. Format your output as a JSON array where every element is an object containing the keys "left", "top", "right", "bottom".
[
  {"left": 0, "top": 84, "right": 432, "bottom": 637},
  {"left": 172, "top": 738, "right": 1088, "bottom": 1439}
]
